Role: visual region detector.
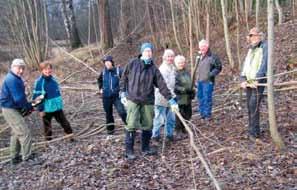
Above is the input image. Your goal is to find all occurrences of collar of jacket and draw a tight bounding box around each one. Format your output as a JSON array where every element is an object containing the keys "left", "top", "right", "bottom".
[
  {"left": 249, "top": 41, "right": 262, "bottom": 49},
  {"left": 9, "top": 70, "right": 22, "bottom": 80},
  {"left": 104, "top": 67, "right": 116, "bottom": 72},
  {"left": 42, "top": 75, "right": 53, "bottom": 80}
]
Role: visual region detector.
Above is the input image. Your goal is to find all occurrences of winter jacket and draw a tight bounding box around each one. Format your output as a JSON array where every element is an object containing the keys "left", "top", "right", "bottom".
[
  {"left": 174, "top": 69, "right": 192, "bottom": 105},
  {"left": 197, "top": 50, "right": 222, "bottom": 83},
  {"left": 97, "top": 67, "right": 122, "bottom": 98},
  {"left": 241, "top": 41, "right": 268, "bottom": 83},
  {"left": 155, "top": 62, "right": 176, "bottom": 107},
  {"left": 33, "top": 75, "right": 63, "bottom": 113},
  {"left": 120, "top": 55, "right": 172, "bottom": 105},
  {"left": 0, "top": 71, "right": 32, "bottom": 110}
]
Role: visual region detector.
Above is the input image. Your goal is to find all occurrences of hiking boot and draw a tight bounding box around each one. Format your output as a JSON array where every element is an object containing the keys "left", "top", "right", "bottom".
[
  {"left": 125, "top": 131, "right": 136, "bottom": 160},
  {"left": 141, "top": 130, "right": 157, "bottom": 156},
  {"left": 10, "top": 155, "right": 22, "bottom": 165},
  {"left": 24, "top": 153, "right": 44, "bottom": 165}
]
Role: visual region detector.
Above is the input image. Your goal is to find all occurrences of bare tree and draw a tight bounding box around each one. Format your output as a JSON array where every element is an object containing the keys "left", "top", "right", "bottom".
[
  {"left": 61, "top": 0, "right": 82, "bottom": 49},
  {"left": 256, "top": 0, "right": 260, "bottom": 28},
  {"left": 98, "top": 0, "right": 113, "bottom": 50},
  {"left": 267, "top": 0, "right": 285, "bottom": 149},
  {"left": 169, "top": 0, "right": 182, "bottom": 53},
  {"left": 220, "top": 0, "right": 235, "bottom": 68},
  {"left": 275, "top": 0, "right": 283, "bottom": 25},
  {"left": 6, "top": 0, "right": 48, "bottom": 68}
]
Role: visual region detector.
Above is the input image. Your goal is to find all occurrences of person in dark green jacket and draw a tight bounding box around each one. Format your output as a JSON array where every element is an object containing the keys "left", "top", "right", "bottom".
[{"left": 174, "top": 55, "right": 194, "bottom": 140}]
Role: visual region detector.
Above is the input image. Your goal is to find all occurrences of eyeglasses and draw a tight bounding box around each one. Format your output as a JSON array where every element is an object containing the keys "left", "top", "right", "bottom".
[{"left": 248, "top": 34, "right": 259, "bottom": 37}]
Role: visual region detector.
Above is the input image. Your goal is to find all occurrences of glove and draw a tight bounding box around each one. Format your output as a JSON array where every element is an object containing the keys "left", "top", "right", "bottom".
[
  {"left": 31, "top": 94, "right": 45, "bottom": 107},
  {"left": 120, "top": 92, "right": 128, "bottom": 107},
  {"left": 168, "top": 98, "right": 179, "bottom": 112}
]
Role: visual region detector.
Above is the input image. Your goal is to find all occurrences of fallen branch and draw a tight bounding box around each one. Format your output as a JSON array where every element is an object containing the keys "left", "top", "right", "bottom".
[{"left": 175, "top": 111, "right": 222, "bottom": 190}]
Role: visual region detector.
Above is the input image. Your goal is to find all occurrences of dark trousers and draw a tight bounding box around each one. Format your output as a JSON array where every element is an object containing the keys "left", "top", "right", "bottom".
[
  {"left": 246, "top": 87, "right": 264, "bottom": 137},
  {"left": 176, "top": 103, "right": 192, "bottom": 133},
  {"left": 42, "top": 110, "right": 73, "bottom": 140},
  {"left": 102, "top": 96, "right": 127, "bottom": 132}
]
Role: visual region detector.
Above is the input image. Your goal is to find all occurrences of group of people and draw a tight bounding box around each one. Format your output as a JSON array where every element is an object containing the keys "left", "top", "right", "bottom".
[
  {"left": 0, "top": 60, "right": 73, "bottom": 165},
  {"left": 0, "top": 27, "right": 267, "bottom": 164},
  {"left": 98, "top": 40, "right": 222, "bottom": 160}
]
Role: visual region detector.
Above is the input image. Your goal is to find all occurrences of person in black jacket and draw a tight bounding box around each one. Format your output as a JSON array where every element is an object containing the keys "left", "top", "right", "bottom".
[
  {"left": 120, "top": 42, "right": 179, "bottom": 160},
  {"left": 196, "top": 40, "right": 222, "bottom": 121},
  {"left": 97, "top": 55, "right": 127, "bottom": 135}
]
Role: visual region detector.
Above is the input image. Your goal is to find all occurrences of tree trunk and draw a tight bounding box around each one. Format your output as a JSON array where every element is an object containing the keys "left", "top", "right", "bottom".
[
  {"left": 256, "top": 0, "right": 260, "bottom": 28},
  {"left": 244, "top": 0, "right": 249, "bottom": 30},
  {"left": 206, "top": 0, "right": 210, "bottom": 43},
  {"left": 235, "top": 0, "right": 241, "bottom": 70},
  {"left": 169, "top": 0, "right": 182, "bottom": 53},
  {"left": 239, "top": 0, "right": 244, "bottom": 13},
  {"left": 98, "top": 0, "right": 113, "bottom": 50},
  {"left": 220, "top": 0, "right": 235, "bottom": 68},
  {"left": 119, "top": 0, "right": 132, "bottom": 40},
  {"left": 61, "top": 0, "right": 82, "bottom": 49},
  {"left": 267, "top": 0, "right": 285, "bottom": 150},
  {"left": 188, "top": 0, "right": 194, "bottom": 74},
  {"left": 275, "top": 0, "right": 283, "bottom": 25}
]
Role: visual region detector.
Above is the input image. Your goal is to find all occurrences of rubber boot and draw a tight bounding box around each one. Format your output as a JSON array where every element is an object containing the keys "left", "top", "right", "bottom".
[
  {"left": 141, "top": 130, "right": 157, "bottom": 156},
  {"left": 125, "top": 131, "right": 136, "bottom": 160}
]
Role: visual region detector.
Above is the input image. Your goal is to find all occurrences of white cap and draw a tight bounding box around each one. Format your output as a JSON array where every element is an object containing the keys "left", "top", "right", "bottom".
[{"left": 11, "top": 59, "right": 26, "bottom": 68}]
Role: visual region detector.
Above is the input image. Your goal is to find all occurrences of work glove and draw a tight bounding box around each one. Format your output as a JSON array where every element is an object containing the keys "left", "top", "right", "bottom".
[
  {"left": 120, "top": 92, "right": 128, "bottom": 107},
  {"left": 168, "top": 98, "right": 179, "bottom": 113},
  {"left": 32, "top": 94, "right": 45, "bottom": 107}
]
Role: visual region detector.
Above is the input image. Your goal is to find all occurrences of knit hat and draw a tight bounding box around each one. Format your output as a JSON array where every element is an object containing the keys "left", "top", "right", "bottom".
[
  {"left": 140, "top": 42, "right": 153, "bottom": 53},
  {"left": 11, "top": 58, "right": 26, "bottom": 68},
  {"left": 102, "top": 55, "right": 114, "bottom": 65}
]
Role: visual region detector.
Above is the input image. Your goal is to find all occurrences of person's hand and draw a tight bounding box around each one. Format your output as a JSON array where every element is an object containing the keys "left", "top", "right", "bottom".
[
  {"left": 240, "top": 81, "right": 248, "bottom": 89},
  {"left": 39, "top": 112, "right": 45, "bottom": 117},
  {"left": 120, "top": 92, "right": 128, "bottom": 107},
  {"left": 168, "top": 98, "right": 179, "bottom": 112},
  {"left": 248, "top": 81, "right": 258, "bottom": 88}
]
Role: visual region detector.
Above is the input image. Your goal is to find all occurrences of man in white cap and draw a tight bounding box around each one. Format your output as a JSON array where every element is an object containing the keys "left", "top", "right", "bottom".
[{"left": 0, "top": 58, "right": 34, "bottom": 165}]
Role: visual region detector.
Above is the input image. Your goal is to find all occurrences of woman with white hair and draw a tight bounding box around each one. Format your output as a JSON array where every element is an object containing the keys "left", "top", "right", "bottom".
[
  {"left": 152, "top": 49, "right": 177, "bottom": 142},
  {"left": 174, "top": 55, "right": 194, "bottom": 139}
]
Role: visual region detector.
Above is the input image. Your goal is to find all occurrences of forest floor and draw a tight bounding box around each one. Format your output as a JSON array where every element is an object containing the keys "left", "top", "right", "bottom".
[{"left": 0, "top": 19, "right": 297, "bottom": 190}]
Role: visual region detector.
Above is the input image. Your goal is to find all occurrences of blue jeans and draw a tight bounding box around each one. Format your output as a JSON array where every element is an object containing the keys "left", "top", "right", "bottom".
[
  {"left": 197, "top": 81, "right": 214, "bottom": 118},
  {"left": 152, "top": 105, "right": 176, "bottom": 138}
]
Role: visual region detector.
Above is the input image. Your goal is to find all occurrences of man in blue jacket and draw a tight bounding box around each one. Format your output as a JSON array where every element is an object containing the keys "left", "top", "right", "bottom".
[
  {"left": 97, "top": 55, "right": 127, "bottom": 135},
  {"left": 240, "top": 27, "right": 268, "bottom": 139},
  {"left": 0, "top": 59, "right": 33, "bottom": 165}
]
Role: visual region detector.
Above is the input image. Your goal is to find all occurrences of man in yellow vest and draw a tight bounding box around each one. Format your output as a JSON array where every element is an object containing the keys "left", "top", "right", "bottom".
[{"left": 240, "top": 27, "right": 268, "bottom": 139}]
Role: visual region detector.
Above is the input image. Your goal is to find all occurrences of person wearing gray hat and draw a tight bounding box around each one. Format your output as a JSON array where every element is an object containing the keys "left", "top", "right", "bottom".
[{"left": 0, "top": 58, "right": 34, "bottom": 165}]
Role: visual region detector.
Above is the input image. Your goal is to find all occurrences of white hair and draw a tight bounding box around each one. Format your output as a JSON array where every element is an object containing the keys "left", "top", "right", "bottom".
[
  {"left": 11, "top": 58, "right": 26, "bottom": 69},
  {"left": 199, "top": 39, "right": 209, "bottom": 47},
  {"left": 162, "top": 49, "right": 175, "bottom": 60},
  {"left": 174, "top": 55, "right": 186, "bottom": 64}
]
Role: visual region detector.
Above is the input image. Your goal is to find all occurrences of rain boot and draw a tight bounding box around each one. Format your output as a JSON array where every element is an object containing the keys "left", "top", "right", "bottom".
[
  {"left": 141, "top": 130, "right": 157, "bottom": 156},
  {"left": 125, "top": 130, "right": 136, "bottom": 160}
]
